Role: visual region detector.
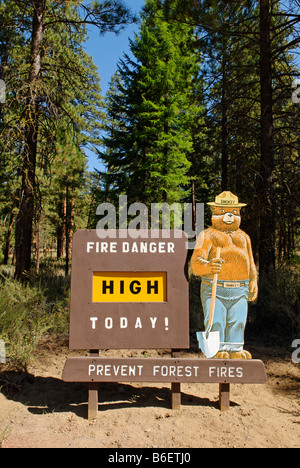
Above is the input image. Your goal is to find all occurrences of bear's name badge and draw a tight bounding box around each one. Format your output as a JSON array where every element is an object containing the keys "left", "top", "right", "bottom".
[{"left": 223, "top": 282, "right": 241, "bottom": 288}]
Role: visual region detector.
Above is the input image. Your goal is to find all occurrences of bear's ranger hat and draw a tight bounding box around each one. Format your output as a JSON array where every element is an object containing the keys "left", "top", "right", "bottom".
[{"left": 207, "top": 191, "right": 247, "bottom": 208}]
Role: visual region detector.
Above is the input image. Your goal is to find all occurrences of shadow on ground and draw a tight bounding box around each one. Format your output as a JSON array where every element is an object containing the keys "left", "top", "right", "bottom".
[{"left": 0, "top": 370, "right": 229, "bottom": 419}]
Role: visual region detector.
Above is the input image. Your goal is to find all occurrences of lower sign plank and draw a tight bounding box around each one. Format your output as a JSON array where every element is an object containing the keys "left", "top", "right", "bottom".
[{"left": 62, "top": 357, "right": 266, "bottom": 384}]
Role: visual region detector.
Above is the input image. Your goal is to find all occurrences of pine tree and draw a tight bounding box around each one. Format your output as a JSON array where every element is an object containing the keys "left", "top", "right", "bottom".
[
  {"left": 6, "top": 0, "right": 135, "bottom": 280},
  {"left": 101, "top": 0, "right": 200, "bottom": 210},
  {"left": 183, "top": 0, "right": 300, "bottom": 266},
  {"left": 0, "top": 0, "right": 27, "bottom": 265}
]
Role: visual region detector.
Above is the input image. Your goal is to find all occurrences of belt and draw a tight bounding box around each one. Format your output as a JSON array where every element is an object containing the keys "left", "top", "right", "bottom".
[{"left": 201, "top": 280, "right": 246, "bottom": 289}]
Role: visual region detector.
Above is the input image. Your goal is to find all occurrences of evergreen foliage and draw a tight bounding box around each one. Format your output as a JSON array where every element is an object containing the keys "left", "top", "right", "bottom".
[
  {"left": 0, "top": 0, "right": 299, "bottom": 349},
  {"left": 0, "top": 0, "right": 134, "bottom": 278},
  {"left": 101, "top": 0, "right": 200, "bottom": 206}
]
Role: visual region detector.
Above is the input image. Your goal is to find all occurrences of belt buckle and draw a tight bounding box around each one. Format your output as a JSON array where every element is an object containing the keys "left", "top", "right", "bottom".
[{"left": 223, "top": 282, "right": 240, "bottom": 288}]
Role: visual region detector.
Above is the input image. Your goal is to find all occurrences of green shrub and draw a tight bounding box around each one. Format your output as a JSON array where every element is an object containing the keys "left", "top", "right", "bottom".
[
  {"left": 252, "top": 265, "right": 300, "bottom": 345},
  {"left": 0, "top": 265, "right": 69, "bottom": 371}
]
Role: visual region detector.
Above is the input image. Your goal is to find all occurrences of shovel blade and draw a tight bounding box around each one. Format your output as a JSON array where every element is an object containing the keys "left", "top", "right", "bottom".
[{"left": 197, "top": 331, "right": 220, "bottom": 358}]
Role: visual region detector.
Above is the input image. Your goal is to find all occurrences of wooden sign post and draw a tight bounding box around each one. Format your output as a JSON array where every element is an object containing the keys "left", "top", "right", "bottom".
[{"left": 62, "top": 229, "right": 266, "bottom": 419}]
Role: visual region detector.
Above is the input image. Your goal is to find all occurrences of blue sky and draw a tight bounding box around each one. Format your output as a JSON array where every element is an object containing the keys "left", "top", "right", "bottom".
[{"left": 83, "top": 0, "right": 145, "bottom": 171}]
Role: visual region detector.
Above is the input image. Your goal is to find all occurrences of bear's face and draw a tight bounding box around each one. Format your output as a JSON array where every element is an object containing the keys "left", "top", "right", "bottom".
[{"left": 211, "top": 207, "right": 241, "bottom": 232}]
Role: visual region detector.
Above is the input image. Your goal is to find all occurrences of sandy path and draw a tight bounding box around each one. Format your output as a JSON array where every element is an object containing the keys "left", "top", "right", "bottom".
[{"left": 1, "top": 344, "right": 299, "bottom": 448}]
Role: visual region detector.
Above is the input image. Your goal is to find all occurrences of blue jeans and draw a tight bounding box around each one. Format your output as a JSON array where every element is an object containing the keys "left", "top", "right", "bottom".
[{"left": 200, "top": 279, "right": 250, "bottom": 352}]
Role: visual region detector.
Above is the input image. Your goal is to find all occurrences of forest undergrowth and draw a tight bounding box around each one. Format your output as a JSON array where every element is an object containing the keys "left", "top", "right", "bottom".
[{"left": 1, "top": 255, "right": 299, "bottom": 372}]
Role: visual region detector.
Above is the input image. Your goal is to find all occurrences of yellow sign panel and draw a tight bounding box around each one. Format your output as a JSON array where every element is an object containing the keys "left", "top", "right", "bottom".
[{"left": 93, "top": 272, "right": 167, "bottom": 303}]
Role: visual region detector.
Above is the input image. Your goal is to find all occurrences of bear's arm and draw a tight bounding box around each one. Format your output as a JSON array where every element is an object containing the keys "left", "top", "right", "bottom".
[
  {"left": 191, "top": 231, "right": 213, "bottom": 277},
  {"left": 246, "top": 233, "right": 258, "bottom": 301},
  {"left": 246, "top": 234, "right": 257, "bottom": 281}
]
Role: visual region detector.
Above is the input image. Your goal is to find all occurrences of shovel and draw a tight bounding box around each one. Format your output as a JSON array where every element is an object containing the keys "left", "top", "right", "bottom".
[{"left": 197, "top": 247, "right": 221, "bottom": 358}]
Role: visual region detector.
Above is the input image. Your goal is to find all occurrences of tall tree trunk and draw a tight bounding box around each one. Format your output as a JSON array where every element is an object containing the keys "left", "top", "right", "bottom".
[
  {"left": 68, "top": 193, "right": 75, "bottom": 263},
  {"left": 35, "top": 221, "right": 40, "bottom": 273},
  {"left": 87, "top": 173, "right": 101, "bottom": 228},
  {"left": 65, "top": 185, "right": 70, "bottom": 276},
  {"left": 65, "top": 186, "right": 75, "bottom": 276},
  {"left": 221, "top": 36, "right": 229, "bottom": 192},
  {"left": 258, "top": 0, "right": 276, "bottom": 278},
  {"left": 15, "top": 1, "right": 44, "bottom": 280},
  {"left": 57, "top": 194, "right": 66, "bottom": 259},
  {"left": 221, "top": 56, "right": 229, "bottom": 191},
  {"left": 3, "top": 213, "right": 14, "bottom": 265},
  {"left": 65, "top": 185, "right": 76, "bottom": 276}
]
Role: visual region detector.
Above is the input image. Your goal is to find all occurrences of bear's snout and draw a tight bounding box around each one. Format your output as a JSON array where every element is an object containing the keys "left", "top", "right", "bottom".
[{"left": 223, "top": 212, "right": 235, "bottom": 224}]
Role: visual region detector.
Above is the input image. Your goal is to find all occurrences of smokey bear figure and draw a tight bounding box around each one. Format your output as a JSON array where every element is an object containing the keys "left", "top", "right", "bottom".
[{"left": 191, "top": 192, "right": 258, "bottom": 359}]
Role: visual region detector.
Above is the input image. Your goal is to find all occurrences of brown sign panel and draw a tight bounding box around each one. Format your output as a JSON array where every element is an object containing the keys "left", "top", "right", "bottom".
[
  {"left": 62, "top": 357, "right": 267, "bottom": 384},
  {"left": 69, "top": 230, "right": 189, "bottom": 350}
]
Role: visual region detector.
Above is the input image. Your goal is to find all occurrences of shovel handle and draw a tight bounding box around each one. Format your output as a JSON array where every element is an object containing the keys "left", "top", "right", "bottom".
[{"left": 207, "top": 247, "right": 221, "bottom": 328}]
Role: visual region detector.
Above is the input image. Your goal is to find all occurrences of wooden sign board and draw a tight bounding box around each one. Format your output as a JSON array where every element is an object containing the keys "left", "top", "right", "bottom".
[
  {"left": 63, "top": 357, "right": 267, "bottom": 384},
  {"left": 69, "top": 230, "right": 189, "bottom": 350}
]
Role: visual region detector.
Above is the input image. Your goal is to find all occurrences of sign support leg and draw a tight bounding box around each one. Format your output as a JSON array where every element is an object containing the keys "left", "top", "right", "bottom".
[
  {"left": 219, "top": 383, "right": 230, "bottom": 411},
  {"left": 171, "top": 350, "right": 181, "bottom": 410},
  {"left": 88, "top": 350, "right": 99, "bottom": 420}
]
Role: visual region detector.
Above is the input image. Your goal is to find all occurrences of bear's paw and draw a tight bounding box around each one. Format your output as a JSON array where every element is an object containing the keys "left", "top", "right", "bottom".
[
  {"left": 214, "top": 351, "right": 230, "bottom": 359},
  {"left": 229, "top": 350, "right": 252, "bottom": 360}
]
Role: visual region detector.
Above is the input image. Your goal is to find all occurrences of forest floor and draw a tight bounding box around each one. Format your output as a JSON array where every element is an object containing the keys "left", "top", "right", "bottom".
[{"left": 0, "top": 338, "right": 299, "bottom": 449}]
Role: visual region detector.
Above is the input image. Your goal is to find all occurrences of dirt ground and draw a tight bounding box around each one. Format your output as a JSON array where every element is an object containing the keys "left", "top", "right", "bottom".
[{"left": 0, "top": 339, "right": 299, "bottom": 449}]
